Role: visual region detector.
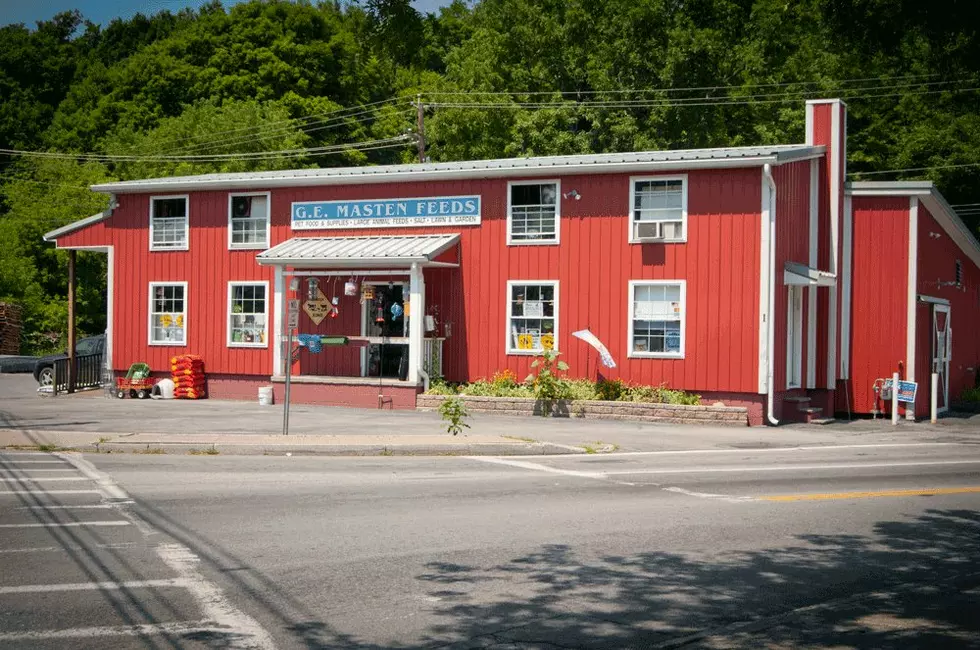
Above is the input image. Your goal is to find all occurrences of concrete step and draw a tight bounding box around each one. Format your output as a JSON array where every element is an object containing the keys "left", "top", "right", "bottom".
[
  {"left": 784, "top": 396, "right": 812, "bottom": 404},
  {"left": 809, "top": 417, "right": 837, "bottom": 425},
  {"left": 799, "top": 407, "right": 825, "bottom": 423}
]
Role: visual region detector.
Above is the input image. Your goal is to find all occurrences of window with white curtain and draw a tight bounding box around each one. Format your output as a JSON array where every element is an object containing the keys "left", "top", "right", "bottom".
[{"left": 629, "top": 281, "right": 685, "bottom": 357}]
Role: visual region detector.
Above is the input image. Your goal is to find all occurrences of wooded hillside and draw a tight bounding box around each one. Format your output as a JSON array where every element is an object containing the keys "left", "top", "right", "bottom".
[{"left": 1, "top": 0, "right": 977, "bottom": 352}]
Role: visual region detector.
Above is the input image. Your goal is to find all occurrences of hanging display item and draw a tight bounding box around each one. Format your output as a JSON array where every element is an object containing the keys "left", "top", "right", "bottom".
[
  {"left": 390, "top": 302, "right": 403, "bottom": 319},
  {"left": 361, "top": 285, "right": 375, "bottom": 303},
  {"left": 375, "top": 305, "right": 385, "bottom": 324},
  {"left": 303, "top": 287, "right": 332, "bottom": 325},
  {"left": 344, "top": 278, "right": 358, "bottom": 296}
]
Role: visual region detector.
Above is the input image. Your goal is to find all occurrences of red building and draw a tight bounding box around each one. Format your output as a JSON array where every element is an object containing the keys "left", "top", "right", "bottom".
[{"left": 44, "top": 99, "right": 980, "bottom": 425}]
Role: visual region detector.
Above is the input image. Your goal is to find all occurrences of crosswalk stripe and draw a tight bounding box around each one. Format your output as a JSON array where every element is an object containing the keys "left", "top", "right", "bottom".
[
  {"left": 0, "top": 477, "right": 89, "bottom": 482},
  {"left": 0, "top": 578, "right": 184, "bottom": 594},
  {"left": 0, "top": 521, "right": 131, "bottom": 529}
]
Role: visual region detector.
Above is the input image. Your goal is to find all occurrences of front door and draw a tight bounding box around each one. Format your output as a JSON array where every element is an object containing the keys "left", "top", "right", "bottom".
[
  {"left": 933, "top": 304, "right": 951, "bottom": 413},
  {"left": 360, "top": 283, "right": 408, "bottom": 379}
]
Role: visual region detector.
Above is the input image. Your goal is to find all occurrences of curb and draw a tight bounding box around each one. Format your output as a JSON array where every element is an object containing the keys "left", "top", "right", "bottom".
[{"left": 89, "top": 441, "right": 584, "bottom": 457}]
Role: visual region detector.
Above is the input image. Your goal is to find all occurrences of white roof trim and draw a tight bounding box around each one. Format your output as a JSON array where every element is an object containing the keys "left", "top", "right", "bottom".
[
  {"left": 847, "top": 181, "right": 980, "bottom": 268},
  {"left": 43, "top": 212, "right": 108, "bottom": 242},
  {"left": 91, "top": 145, "right": 824, "bottom": 194},
  {"left": 256, "top": 233, "right": 460, "bottom": 269},
  {"left": 784, "top": 261, "right": 836, "bottom": 287}
]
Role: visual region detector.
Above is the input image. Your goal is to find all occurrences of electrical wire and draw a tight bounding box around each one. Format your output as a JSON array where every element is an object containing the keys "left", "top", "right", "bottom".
[
  {"left": 420, "top": 73, "right": 948, "bottom": 96},
  {"left": 0, "top": 135, "right": 414, "bottom": 163},
  {"left": 849, "top": 161, "right": 980, "bottom": 176},
  {"left": 426, "top": 81, "right": 977, "bottom": 109}
]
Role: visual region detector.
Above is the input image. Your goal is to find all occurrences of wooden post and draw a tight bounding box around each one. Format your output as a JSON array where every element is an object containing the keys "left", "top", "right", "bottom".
[{"left": 67, "top": 249, "right": 77, "bottom": 394}]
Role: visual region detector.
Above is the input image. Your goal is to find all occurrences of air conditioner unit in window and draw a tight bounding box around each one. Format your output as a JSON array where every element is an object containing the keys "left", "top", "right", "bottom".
[{"left": 634, "top": 221, "right": 681, "bottom": 241}]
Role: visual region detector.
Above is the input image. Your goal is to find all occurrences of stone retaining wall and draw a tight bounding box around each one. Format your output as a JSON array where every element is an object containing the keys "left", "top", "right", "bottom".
[{"left": 417, "top": 394, "right": 748, "bottom": 426}]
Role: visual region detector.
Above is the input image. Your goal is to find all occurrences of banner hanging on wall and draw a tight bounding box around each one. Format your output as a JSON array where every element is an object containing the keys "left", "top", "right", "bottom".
[{"left": 292, "top": 195, "right": 481, "bottom": 230}]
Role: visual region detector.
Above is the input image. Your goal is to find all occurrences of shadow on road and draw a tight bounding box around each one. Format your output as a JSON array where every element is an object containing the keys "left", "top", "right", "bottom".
[{"left": 128, "top": 498, "right": 980, "bottom": 649}]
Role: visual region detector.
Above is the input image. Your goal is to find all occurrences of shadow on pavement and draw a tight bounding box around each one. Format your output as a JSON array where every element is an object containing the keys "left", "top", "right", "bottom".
[{"left": 128, "top": 498, "right": 980, "bottom": 649}]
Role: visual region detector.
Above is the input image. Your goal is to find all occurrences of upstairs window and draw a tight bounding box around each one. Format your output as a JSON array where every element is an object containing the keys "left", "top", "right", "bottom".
[
  {"left": 150, "top": 196, "right": 188, "bottom": 250},
  {"left": 508, "top": 181, "right": 559, "bottom": 244},
  {"left": 229, "top": 193, "right": 270, "bottom": 249},
  {"left": 628, "top": 280, "right": 685, "bottom": 358},
  {"left": 630, "top": 176, "right": 686, "bottom": 242},
  {"left": 507, "top": 281, "right": 558, "bottom": 354}
]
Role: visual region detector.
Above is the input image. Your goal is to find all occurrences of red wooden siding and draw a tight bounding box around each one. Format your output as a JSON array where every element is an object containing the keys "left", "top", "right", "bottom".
[
  {"left": 772, "top": 160, "right": 812, "bottom": 397},
  {"left": 913, "top": 205, "right": 980, "bottom": 415},
  {"left": 55, "top": 220, "right": 110, "bottom": 248},
  {"left": 847, "top": 196, "right": 909, "bottom": 414},
  {"left": 76, "top": 168, "right": 764, "bottom": 394}
]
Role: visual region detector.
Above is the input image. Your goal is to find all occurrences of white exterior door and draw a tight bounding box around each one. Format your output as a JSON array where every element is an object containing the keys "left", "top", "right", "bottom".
[
  {"left": 933, "top": 304, "right": 951, "bottom": 413},
  {"left": 786, "top": 286, "right": 803, "bottom": 389}
]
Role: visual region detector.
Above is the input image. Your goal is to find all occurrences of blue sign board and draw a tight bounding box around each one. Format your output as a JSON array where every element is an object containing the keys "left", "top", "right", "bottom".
[
  {"left": 883, "top": 379, "right": 918, "bottom": 403},
  {"left": 291, "top": 195, "right": 481, "bottom": 230}
]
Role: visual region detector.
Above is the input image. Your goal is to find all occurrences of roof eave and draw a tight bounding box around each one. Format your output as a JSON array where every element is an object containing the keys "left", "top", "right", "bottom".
[
  {"left": 90, "top": 151, "right": 823, "bottom": 194},
  {"left": 256, "top": 256, "right": 433, "bottom": 268},
  {"left": 42, "top": 212, "right": 108, "bottom": 242}
]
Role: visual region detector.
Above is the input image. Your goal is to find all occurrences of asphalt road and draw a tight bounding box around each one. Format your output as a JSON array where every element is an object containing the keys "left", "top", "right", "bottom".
[{"left": 2, "top": 443, "right": 980, "bottom": 649}]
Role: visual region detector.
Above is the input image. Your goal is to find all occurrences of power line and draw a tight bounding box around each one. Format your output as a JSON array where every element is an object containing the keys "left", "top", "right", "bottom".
[
  {"left": 145, "top": 97, "right": 408, "bottom": 151},
  {"left": 426, "top": 81, "right": 977, "bottom": 109},
  {"left": 421, "top": 73, "right": 947, "bottom": 97},
  {"left": 850, "top": 161, "right": 980, "bottom": 176},
  {"left": 0, "top": 135, "right": 414, "bottom": 163}
]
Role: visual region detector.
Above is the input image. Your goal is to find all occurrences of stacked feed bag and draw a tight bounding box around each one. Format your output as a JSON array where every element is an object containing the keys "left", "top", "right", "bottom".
[{"left": 170, "top": 354, "right": 206, "bottom": 399}]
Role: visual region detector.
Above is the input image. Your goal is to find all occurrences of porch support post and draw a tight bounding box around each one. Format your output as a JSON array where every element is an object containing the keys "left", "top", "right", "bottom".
[
  {"left": 67, "top": 249, "right": 77, "bottom": 394},
  {"left": 408, "top": 262, "right": 425, "bottom": 385},
  {"left": 273, "top": 265, "right": 285, "bottom": 376}
]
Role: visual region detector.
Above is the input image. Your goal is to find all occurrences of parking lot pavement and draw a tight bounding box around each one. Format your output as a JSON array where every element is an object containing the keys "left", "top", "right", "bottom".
[{"left": 0, "top": 451, "right": 274, "bottom": 649}]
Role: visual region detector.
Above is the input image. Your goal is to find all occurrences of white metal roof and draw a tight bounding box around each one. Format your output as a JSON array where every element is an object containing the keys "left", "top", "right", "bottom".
[
  {"left": 847, "top": 181, "right": 980, "bottom": 268},
  {"left": 90, "top": 144, "right": 824, "bottom": 193},
  {"left": 42, "top": 212, "right": 109, "bottom": 242},
  {"left": 256, "top": 234, "right": 460, "bottom": 268}
]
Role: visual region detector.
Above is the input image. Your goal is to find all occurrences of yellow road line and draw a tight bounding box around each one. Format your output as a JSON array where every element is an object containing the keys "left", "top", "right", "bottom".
[{"left": 760, "top": 486, "right": 980, "bottom": 502}]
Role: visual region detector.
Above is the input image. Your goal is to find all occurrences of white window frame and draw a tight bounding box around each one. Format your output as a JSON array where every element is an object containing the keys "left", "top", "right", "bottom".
[
  {"left": 507, "top": 180, "right": 561, "bottom": 245},
  {"left": 786, "top": 285, "right": 804, "bottom": 389},
  {"left": 506, "top": 280, "right": 559, "bottom": 355},
  {"left": 628, "top": 175, "right": 687, "bottom": 244},
  {"left": 149, "top": 195, "right": 189, "bottom": 251},
  {"left": 227, "top": 281, "right": 270, "bottom": 348},
  {"left": 627, "top": 280, "right": 686, "bottom": 359},
  {"left": 147, "top": 281, "right": 188, "bottom": 346},
  {"left": 228, "top": 191, "right": 272, "bottom": 250}
]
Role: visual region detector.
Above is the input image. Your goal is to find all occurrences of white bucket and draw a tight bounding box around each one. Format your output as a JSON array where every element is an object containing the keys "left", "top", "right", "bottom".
[
  {"left": 151, "top": 378, "right": 175, "bottom": 400},
  {"left": 258, "top": 386, "right": 274, "bottom": 406}
]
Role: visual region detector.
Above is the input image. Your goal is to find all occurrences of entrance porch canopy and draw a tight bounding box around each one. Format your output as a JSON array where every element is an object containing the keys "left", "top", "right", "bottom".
[{"left": 256, "top": 234, "right": 460, "bottom": 386}]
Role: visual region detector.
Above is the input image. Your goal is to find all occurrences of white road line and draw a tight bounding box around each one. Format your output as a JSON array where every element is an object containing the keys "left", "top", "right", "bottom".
[
  {"left": 514, "top": 442, "right": 975, "bottom": 459},
  {"left": 0, "top": 521, "right": 131, "bottom": 529},
  {"left": 1, "top": 468, "right": 84, "bottom": 472},
  {"left": 157, "top": 544, "right": 276, "bottom": 649},
  {"left": 0, "top": 452, "right": 61, "bottom": 456},
  {"left": 0, "top": 490, "right": 100, "bottom": 495},
  {"left": 660, "top": 486, "right": 753, "bottom": 502},
  {"left": 15, "top": 504, "right": 113, "bottom": 510},
  {"left": 467, "top": 456, "right": 606, "bottom": 479},
  {"left": 602, "top": 459, "right": 980, "bottom": 475},
  {"left": 54, "top": 452, "right": 131, "bottom": 502},
  {"left": 0, "top": 460, "right": 72, "bottom": 464},
  {"left": 0, "top": 578, "right": 184, "bottom": 594},
  {"left": 0, "top": 541, "right": 143, "bottom": 554},
  {"left": 0, "top": 622, "right": 231, "bottom": 642},
  {"left": 0, "top": 477, "right": 89, "bottom": 482}
]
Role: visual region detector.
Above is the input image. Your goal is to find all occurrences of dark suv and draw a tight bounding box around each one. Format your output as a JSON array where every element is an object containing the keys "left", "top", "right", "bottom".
[{"left": 33, "top": 334, "right": 105, "bottom": 386}]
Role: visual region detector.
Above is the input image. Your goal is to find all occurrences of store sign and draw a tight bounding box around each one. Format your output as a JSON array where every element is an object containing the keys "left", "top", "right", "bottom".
[
  {"left": 883, "top": 379, "right": 918, "bottom": 403},
  {"left": 291, "top": 195, "right": 481, "bottom": 230}
]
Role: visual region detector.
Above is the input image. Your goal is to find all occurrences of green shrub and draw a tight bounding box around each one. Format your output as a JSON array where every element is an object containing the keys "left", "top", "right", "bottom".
[
  {"left": 564, "top": 378, "right": 600, "bottom": 401},
  {"left": 426, "top": 378, "right": 457, "bottom": 395},
  {"left": 525, "top": 350, "right": 571, "bottom": 401},
  {"left": 459, "top": 379, "right": 533, "bottom": 398},
  {"left": 595, "top": 378, "right": 627, "bottom": 401},
  {"left": 439, "top": 396, "right": 470, "bottom": 436},
  {"left": 960, "top": 387, "right": 980, "bottom": 403}
]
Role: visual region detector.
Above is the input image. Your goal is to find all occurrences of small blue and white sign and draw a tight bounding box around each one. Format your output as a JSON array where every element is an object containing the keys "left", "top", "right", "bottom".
[
  {"left": 291, "top": 195, "right": 481, "bottom": 230},
  {"left": 883, "top": 379, "right": 918, "bottom": 403}
]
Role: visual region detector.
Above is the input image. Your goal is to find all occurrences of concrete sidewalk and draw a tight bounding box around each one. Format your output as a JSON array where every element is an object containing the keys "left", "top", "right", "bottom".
[{"left": 2, "top": 374, "right": 978, "bottom": 456}]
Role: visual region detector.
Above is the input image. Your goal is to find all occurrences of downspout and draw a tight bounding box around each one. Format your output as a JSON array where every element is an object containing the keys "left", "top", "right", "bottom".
[{"left": 763, "top": 164, "right": 779, "bottom": 425}]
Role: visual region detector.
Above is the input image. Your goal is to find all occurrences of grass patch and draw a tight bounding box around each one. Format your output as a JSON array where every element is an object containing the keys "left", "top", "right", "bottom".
[
  {"left": 133, "top": 446, "right": 166, "bottom": 455},
  {"left": 581, "top": 441, "right": 618, "bottom": 454},
  {"left": 379, "top": 448, "right": 393, "bottom": 456},
  {"left": 503, "top": 435, "right": 537, "bottom": 443},
  {"left": 959, "top": 386, "right": 980, "bottom": 403},
  {"left": 2, "top": 444, "right": 75, "bottom": 453},
  {"left": 188, "top": 446, "right": 219, "bottom": 456}
]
